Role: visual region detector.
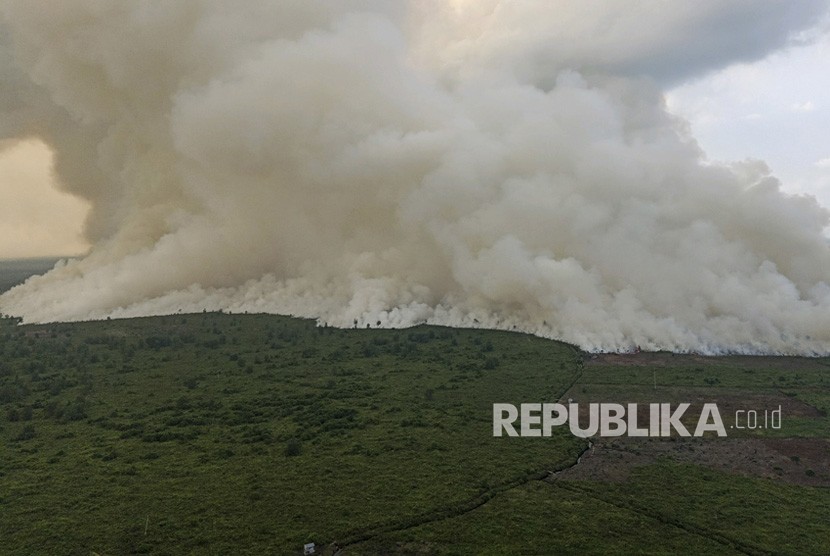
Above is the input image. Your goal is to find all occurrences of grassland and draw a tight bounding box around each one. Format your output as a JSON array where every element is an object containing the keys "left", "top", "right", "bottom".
[{"left": 0, "top": 313, "right": 827, "bottom": 555}]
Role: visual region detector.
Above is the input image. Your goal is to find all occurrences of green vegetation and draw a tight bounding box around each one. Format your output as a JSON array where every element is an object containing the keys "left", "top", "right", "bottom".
[
  {"left": 0, "top": 313, "right": 827, "bottom": 554},
  {"left": 354, "top": 462, "right": 830, "bottom": 555},
  {"left": 0, "top": 313, "right": 583, "bottom": 554}
]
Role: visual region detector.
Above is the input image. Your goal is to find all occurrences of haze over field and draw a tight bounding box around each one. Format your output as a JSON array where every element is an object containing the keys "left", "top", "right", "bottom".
[{"left": 2, "top": 1, "right": 830, "bottom": 354}]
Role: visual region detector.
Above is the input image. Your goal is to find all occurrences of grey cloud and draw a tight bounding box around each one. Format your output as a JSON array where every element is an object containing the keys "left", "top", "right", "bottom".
[{"left": 1, "top": 1, "right": 830, "bottom": 354}]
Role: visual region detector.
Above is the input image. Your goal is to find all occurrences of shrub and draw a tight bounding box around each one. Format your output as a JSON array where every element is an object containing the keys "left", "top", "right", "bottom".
[
  {"left": 15, "top": 424, "right": 35, "bottom": 441},
  {"left": 483, "top": 357, "right": 500, "bottom": 370},
  {"left": 284, "top": 439, "right": 302, "bottom": 457}
]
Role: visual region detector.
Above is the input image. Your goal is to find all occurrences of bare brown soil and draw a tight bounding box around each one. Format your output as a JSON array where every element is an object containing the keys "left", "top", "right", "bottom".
[
  {"left": 585, "top": 352, "right": 830, "bottom": 372},
  {"left": 557, "top": 436, "right": 830, "bottom": 487}
]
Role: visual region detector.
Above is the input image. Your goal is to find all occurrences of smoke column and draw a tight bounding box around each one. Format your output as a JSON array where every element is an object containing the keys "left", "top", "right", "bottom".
[{"left": 2, "top": 1, "right": 830, "bottom": 354}]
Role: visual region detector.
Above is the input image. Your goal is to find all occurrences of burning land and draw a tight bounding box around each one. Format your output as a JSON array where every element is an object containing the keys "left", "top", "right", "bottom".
[{"left": 1, "top": 313, "right": 828, "bottom": 554}]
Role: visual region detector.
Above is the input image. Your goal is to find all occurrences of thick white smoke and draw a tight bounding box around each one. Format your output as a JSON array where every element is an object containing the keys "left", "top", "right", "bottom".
[{"left": 2, "top": 1, "right": 830, "bottom": 354}]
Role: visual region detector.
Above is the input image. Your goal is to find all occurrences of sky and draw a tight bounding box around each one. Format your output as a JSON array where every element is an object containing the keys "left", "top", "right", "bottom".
[
  {"left": 0, "top": 139, "right": 89, "bottom": 258},
  {"left": 667, "top": 26, "right": 830, "bottom": 207}
]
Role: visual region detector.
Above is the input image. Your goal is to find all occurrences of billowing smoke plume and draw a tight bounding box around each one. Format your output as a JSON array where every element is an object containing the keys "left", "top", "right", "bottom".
[{"left": 2, "top": 1, "right": 830, "bottom": 354}]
